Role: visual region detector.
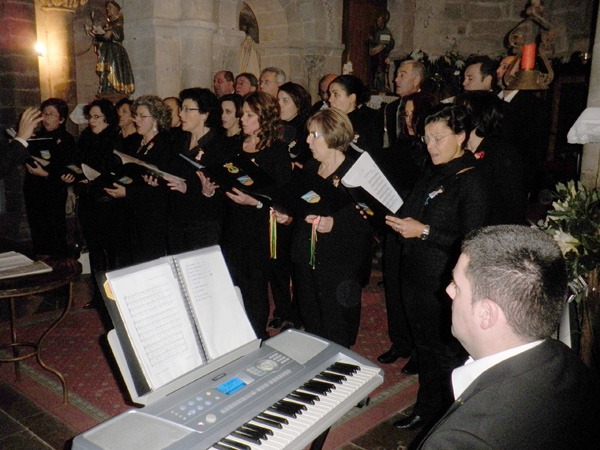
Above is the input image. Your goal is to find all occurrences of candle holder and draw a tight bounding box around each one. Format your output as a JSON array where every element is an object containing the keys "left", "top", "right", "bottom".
[{"left": 503, "top": 0, "right": 555, "bottom": 90}]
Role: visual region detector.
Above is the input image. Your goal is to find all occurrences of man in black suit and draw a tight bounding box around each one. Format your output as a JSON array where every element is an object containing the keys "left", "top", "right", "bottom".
[
  {"left": 417, "top": 225, "right": 600, "bottom": 449},
  {"left": 497, "top": 55, "right": 549, "bottom": 198}
]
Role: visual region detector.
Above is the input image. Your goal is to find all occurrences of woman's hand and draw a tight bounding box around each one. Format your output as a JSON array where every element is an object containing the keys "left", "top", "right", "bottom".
[
  {"left": 25, "top": 161, "right": 49, "bottom": 178},
  {"left": 305, "top": 215, "right": 334, "bottom": 233},
  {"left": 143, "top": 174, "right": 160, "bottom": 187},
  {"left": 61, "top": 173, "right": 75, "bottom": 184},
  {"left": 385, "top": 216, "right": 427, "bottom": 239},
  {"left": 163, "top": 175, "right": 187, "bottom": 193},
  {"left": 105, "top": 183, "right": 126, "bottom": 198},
  {"left": 273, "top": 208, "right": 293, "bottom": 225},
  {"left": 226, "top": 187, "right": 259, "bottom": 207},
  {"left": 197, "top": 171, "right": 218, "bottom": 197}
]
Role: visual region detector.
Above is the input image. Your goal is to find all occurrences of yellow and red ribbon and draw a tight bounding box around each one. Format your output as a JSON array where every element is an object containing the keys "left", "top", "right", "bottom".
[
  {"left": 310, "top": 216, "right": 321, "bottom": 269},
  {"left": 269, "top": 208, "right": 277, "bottom": 259}
]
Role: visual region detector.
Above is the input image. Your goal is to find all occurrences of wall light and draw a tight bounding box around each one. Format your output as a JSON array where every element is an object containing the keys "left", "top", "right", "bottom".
[{"left": 35, "top": 42, "right": 47, "bottom": 57}]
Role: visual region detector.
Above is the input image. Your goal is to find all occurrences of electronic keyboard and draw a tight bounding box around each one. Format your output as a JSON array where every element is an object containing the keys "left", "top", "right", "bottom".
[{"left": 72, "top": 329, "right": 384, "bottom": 450}]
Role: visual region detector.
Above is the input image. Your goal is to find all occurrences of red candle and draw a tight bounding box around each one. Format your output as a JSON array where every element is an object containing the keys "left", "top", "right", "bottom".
[{"left": 521, "top": 43, "right": 536, "bottom": 70}]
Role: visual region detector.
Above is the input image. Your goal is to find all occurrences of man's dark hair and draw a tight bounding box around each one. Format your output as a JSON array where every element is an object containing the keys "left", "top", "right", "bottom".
[
  {"left": 465, "top": 55, "right": 497, "bottom": 86},
  {"left": 462, "top": 225, "right": 568, "bottom": 340},
  {"left": 457, "top": 91, "right": 504, "bottom": 139},
  {"left": 236, "top": 72, "right": 258, "bottom": 87},
  {"left": 220, "top": 71, "right": 234, "bottom": 83}
]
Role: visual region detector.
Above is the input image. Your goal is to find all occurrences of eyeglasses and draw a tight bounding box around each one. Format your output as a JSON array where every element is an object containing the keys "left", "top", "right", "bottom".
[
  {"left": 308, "top": 131, "right": 323, "bottom": 139},
  {"left": 85, "top": 114, "right": 105, "bottom": 120},
  {"left": 133, "top": 114, "right": 153, "bottom": 119},
  {"left": 259, "top": 80, "right": 274, "bottom": 86},
  {"left": 421, "top": 133, "right": 453, "bottom": 145},
  {"left": 42, "top": 112, "right": 60, "bottom": 118},
  {"left": 179, "top": 107, "right": 200, "bottom": 113}
]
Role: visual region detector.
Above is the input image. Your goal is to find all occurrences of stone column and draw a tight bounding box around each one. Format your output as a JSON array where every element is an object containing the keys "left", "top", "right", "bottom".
[{"left": 580, "top": 6, "right": 600, "bottom": 189}]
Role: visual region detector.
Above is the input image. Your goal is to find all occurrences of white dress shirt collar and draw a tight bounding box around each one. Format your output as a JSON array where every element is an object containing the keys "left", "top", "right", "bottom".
[{"left": 452, "top": 340, "right": 544, "bottom": 399}]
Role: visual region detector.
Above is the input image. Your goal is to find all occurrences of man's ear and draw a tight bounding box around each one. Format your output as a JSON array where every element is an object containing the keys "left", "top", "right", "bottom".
[
  {"left": 484, "top": 75, "right": 493, "bottom": 90},
  {"left": 479, "top": 299, "right": 499, "bottom": 330}
]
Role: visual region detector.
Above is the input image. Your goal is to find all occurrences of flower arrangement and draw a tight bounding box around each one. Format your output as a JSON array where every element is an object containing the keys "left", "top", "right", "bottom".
[{"left": 536, "top": 180, "right": 600, "bottom": 286}]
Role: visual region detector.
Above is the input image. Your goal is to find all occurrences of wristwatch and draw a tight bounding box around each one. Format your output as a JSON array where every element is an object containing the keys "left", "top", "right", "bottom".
[{"left": 420, "top": 225, "right": 430, "bottom": 241}]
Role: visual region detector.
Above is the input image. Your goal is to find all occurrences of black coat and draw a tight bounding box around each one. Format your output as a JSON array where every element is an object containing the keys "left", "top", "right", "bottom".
[{"left": 418, "top": 339, "right": 600, "bottom": 450}]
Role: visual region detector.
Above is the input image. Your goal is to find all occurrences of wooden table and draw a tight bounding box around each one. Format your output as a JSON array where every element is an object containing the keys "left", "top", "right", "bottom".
[{"left": 0, "top": 258, "right": 82, "bottom": 403}]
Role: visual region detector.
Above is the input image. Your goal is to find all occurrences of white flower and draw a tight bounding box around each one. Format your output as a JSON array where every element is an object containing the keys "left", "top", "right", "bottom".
[
  {"left": 551, "top": 200, "right": 567, "bottom": 212},
  {"left": 454, "top": 70, "right": 460, "bottom": 76},
  {"left": 429, "top": 55, "right": 440, "bottom": 63},
  {"left": 553, "top": 230, "right": 579, "bottom": 255},
  {"left": 410, "top": 49, "right": 424, "bottom": 60},
  {"left": 455, "top": 60, "right": 465, "bottom": 68}
]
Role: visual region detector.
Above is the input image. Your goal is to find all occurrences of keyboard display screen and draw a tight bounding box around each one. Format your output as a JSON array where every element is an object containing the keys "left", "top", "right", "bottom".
[{"left": 217, "top": 377, "right": 247, "bottom": 395}]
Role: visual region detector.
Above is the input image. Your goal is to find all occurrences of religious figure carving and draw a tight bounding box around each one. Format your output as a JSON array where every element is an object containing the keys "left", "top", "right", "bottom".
[
  {"left": 368, "top": 11, "right": 394, "bottom": 92},
  {"left": 85, "top": 1, "right": 134, "bottom": 95}
]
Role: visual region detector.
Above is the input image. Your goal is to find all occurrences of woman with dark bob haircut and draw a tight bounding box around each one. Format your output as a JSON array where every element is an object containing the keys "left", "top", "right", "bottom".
[
  {"left": 203, "top": 91, "right": 291, "bottom": 340},
  {"left": 273, "top": 108, "right": 373, "bottom": 347},
  {"left": 385, "top": 105, "right": 489, "bottom": 430},
  {"left": 278, "top": 82, "right": 312, "bottom": 164},
  {"left": 23, "top": 98, "right": 76, "bottom": 257},
  {"left": 164, "top": 88, "right": 226, "bottom": 255},
  {"left": 328, "top": 74, "right": 383, "bottom": 155},
  {"left": 105, "top": 95, "right": 174, "bottom": 264},
  {"left": 458, "top": 91, "right": 526, "bottom": 225},
  {"left": 77, "top": 98, "right": 129, "bottom": 307}
]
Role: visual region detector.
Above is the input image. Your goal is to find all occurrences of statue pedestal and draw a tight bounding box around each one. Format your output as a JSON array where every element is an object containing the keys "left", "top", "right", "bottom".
[{"left": 95, "top": 92, "right": 130, "bottom": 104}]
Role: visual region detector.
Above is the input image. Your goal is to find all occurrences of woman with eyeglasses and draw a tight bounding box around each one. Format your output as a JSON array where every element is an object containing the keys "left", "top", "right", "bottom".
[
  {"left": 208, "top": 92, "right": 291, "bottom": 340},
  {"left": 76, "top": 98, "right": 127, "bottom": 307},
  {"left": 272, "top": 108, "right": 372, "bottom": 348},
  {"left": 22, "top": 98, "right": 76, "bottom": 257},
  {"left": 163, "top": 88, "right": 225, "bottom": 254},
  {"left": 384, "top": 105, "right": 488, "bottom": 432},
  {"left": 105, "top": 95, "right": 173, "bottom": 265}
]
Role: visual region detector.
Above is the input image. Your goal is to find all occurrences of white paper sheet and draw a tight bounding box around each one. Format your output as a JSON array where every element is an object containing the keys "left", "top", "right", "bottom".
[
  {"left": 341, "top": 152, "right": 403, "bottom": 213},
  {"left": 177, "top": 250, "right": 256, "bottom": 359},
  {"left": 108, "top": 264, "right": 204, "bottom": 390}
]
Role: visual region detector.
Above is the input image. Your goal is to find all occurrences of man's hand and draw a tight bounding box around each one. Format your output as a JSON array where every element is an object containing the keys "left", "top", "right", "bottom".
[{"left": 16, "top": 108, "right": 43, "bottom": 141}]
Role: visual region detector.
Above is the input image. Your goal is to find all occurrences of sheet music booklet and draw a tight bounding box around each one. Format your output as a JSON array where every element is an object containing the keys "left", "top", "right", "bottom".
[
  {"left": 341, "top": 152, "right": 404, "bottom": 226},
  {"left": 99, "top": 246, "right": 258, "bottom": 405}
]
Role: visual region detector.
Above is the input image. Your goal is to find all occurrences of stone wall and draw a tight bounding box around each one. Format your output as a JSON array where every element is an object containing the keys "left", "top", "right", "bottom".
[{"left": 388, "top": 0, "right": 595, "bottom": 61}]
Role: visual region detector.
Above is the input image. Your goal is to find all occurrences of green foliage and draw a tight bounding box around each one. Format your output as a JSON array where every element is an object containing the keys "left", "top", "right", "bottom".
[{"left": 536, "top": 180, "right": 600, "bottom": 282}]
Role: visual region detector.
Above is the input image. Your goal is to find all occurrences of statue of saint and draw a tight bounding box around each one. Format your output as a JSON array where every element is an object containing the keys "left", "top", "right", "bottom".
[
  {"left": 85, "top": 1, "right": 135, "bottom": 95},
  {"left": 368, "top": 11, "right": 395, "bottom": 92}
]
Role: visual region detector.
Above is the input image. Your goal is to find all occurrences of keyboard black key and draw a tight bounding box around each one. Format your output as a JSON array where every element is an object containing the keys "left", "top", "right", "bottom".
[
  {"left": 254, "top": 415, "right": 283, "bottom": 429},
  {"left": 317, "top": 372, "right": 346, "bottom": 384},
  {"left": 287, "top": 392, "right": 315, "bottom": 405},
  {"left": 231, "top": 430, "right": 261, "bottom": 445},
  {"left": 303, "top": 380, "right": 336, "bottom": 394},
  {"left": 268, "top": 404, "right": 297, "bottom": 418},
  {"left": 235, "top": 427, "right": 262, "bottom": 440},
  {"left": 329, "top": 362, "right": 360, "bottom": 375},
  {"left": 258, "top": 412, "right": 288, "bottom": 425},
  {"left": 213, "top": 443, "right": 237, "bottom": 450},
  {"left": 279, "top": 399, "right": 307, "bottom": 411},
  {"left": 220, "top": 438, "right": 250, "bottom": 450},
  {"left": 244, "top": 423, "right": 273, "bottom": 436}
]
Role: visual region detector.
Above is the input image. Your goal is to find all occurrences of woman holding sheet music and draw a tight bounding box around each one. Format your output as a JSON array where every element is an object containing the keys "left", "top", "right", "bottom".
[
  {"left": 76, "top": 99, "right": 128, "bottom": 307},
  {"left": 162, "top": 88, "right": 225, "bottom": 254},
  {"left": 106, "top": 95, "right": 173, "bottom": 265},
  {"left": 273, "top": 108, "right": 372, "bottom": 348},
  {"left": 23, "top": 98, "right": 76, "bottom": 257},
  {"left": 384, "top": 105, "right": 488, "bottom": 430},
  {"left": 212, "top": 92, "right": 291, "bottom": 340}
]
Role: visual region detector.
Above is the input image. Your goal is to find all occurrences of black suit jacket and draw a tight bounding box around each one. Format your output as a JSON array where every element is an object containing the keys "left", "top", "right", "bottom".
[
  {"left": 418, "top": 339, "right": 600, "bottom": 450},
  {"left": 0, "top": 138, "right": 29, "bottom": 179}
]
